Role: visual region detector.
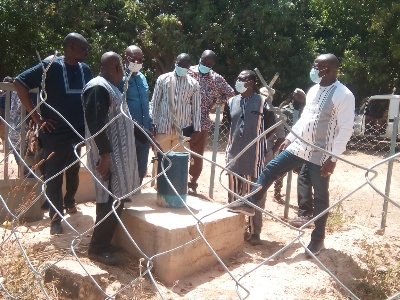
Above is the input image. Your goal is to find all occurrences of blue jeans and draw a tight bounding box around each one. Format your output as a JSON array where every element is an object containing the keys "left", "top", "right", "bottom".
[
  {"left": 250, "top": 150, "right": 330, "bottom": 241},
  {"left": 136, "top": 139, "right": 150, "bottom": 184}
]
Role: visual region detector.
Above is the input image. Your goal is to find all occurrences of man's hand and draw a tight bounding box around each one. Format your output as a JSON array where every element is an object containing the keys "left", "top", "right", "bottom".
[
  {"left": 32, "top": 113, "right": 56, "bottom": 133},
  {"left": 272, "top": 138, "right": 285, "bottom": 154},
  {"left": 277, "top": 139, "right": 291, "bottom": 153},
  {"left": 96, "top": 153, "right": 111, "bottom": 178},
  {"left": 320, "top": 157, "right": 336, "bottom": 177}
]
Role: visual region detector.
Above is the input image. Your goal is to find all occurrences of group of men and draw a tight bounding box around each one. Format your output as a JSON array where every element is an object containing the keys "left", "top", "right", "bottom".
[
  {"left": 12, "top": 32, "right": 234, "bottom": 265},
  {"left": 11, "top": 30, "right": 355, "bottom": 264}
]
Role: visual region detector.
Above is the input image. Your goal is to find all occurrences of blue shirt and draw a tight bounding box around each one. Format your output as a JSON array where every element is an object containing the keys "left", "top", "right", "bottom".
[
  {"left": 15, "top": 56, "right": 92, "bottom": 136},
  {"left": 119, "top": 71, "right": 151, "bottom": 130}
]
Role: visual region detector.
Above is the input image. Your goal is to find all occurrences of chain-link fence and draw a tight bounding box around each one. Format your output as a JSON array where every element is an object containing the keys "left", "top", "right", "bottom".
[{"left": 1, "top": 63, "right": 400, "bottom": 300}]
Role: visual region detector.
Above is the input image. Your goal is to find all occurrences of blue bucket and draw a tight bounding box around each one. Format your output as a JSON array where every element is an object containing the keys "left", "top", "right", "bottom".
[{"left": 157, "top": 152, "right": 189, "bottom": 208}]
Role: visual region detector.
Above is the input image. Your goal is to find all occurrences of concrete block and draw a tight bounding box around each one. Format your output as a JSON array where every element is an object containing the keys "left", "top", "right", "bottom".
[
  {"left": 44, "top": 260, "right": 108, "bottom": 300},
  {"left": 113, "top": 191, "right": 245, "bottom": 285},
  {"left": 0, "top": 178, "right": 44, "bottom": 223}
]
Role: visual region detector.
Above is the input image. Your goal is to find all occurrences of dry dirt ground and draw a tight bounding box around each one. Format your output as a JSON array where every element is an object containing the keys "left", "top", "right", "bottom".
[{"left": 1, "top": 149, "right": 400, "bottom": 299}]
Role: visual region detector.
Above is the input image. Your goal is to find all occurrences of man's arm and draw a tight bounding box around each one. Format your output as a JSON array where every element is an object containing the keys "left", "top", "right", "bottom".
[
  {"left": 215, "top": 75, "right": 235, "bottom": 103},
  {"left": 149, "top": 76, "right": 162, "bottom": 126},
  {"left": 331, "top": 93, "right": 355, "bottom": 156},
  {"left": 14, "top": 65, "right": 56, "bottom": 132},
  {"left": 192, "top": 84, "right": 201, "bottom": 131},
  {"left": 83, "top": 85, "right": 113, "bottom": 178}
]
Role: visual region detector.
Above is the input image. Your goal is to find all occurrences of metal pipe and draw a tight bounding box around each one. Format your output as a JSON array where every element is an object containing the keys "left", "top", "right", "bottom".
[
  {"left": 209, "top": 104, "right": 222, "bottom": 199},
  {"left": 380, "top": 116, "right": 399, "bottom": 230}
]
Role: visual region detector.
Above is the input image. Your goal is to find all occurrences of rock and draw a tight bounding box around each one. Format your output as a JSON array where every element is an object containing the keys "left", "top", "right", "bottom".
[{"left": 44, "top": 260, "right": 109, "bottom": 300}]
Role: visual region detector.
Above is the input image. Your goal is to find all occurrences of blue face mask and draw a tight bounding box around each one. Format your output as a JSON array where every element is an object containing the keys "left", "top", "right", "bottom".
[
  {"left": 235, "top": 81, "right": 247, "bottom": 93},
  {"left": 198, "top": 63, "right": 212, "bottom": 74},
  {"left": 175, "top": 65, "right": 188, "bottom": 77},
  {"left": 310, "top": 67, "right": 324, "bottom": 84}
]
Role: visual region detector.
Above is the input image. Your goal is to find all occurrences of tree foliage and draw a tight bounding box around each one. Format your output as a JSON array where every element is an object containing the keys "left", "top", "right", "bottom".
[{"left": 1, "top": 0, "right": 400, "bottom": 103}]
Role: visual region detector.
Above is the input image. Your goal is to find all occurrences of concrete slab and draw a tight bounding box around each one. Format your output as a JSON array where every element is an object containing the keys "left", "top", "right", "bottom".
[
  {"left": 113, "top": 191, "right": 245, "bottom": 285},
  {"left": 44, "top": 260, "right": 109, "bottom": 300},
  {"left": 0, "top": 178, "right": 44, "bottom": 223}
]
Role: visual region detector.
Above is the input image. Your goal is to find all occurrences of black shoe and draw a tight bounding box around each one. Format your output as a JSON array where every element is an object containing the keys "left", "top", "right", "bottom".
[
  {"left": 248, "top": 234, "right": 262, "bottom": 245},
  {"left": 288, "top": 216, "right": 313, "bottom": 228},
  {"left": 227, "top": 201, "right": 255, "bottom": 216},
  {"left": 88, "top": 251, "right": 121, "bottom": 265},
  {"left": 305, "top": 240, "right": 325, "bottom": 257},
  {"left": 41, "top": 201, "right": 50, "bottom": 210},
  {"left": 65, "top": 205, "right": 78, "bottom": 214},
  {"left": 50, "top": 222, "right": 63, "bottom": 235},
  {"left": 188, "top": 187, "right": 197, "bottom": 195},
  {"left": 105, "top": 244, "right": 124, "bottom": 253}
]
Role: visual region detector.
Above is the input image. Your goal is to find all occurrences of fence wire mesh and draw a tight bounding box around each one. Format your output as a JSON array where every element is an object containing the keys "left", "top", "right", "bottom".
[{"left": 0, "top": 60, "right": 400, "bottom": 300}]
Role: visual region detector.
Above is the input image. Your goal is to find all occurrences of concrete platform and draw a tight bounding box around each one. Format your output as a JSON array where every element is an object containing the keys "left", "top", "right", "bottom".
[{"left": 113, "top": 191, "right": 245, "bottom": 285}]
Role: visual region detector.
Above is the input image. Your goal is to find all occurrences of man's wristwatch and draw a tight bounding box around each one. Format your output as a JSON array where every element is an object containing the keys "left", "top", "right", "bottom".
[{"left": 329, "top": 156, "right": 337, "bottom": 163}]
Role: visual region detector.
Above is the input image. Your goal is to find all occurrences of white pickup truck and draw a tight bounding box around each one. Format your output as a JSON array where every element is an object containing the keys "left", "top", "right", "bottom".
[{"left": 352, "top": 94, "right": 400, "bottom": 149}]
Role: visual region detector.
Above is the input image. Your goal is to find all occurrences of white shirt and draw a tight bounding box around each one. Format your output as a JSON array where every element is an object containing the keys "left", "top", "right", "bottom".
[{"left": 286, "top": 80, "right": 355, "bottom": 165}]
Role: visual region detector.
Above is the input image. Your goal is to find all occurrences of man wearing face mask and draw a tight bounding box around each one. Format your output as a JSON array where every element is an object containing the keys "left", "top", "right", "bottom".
[
  {"left": 120, "top": 45, "right": 151, "bottom": 184},
  {"left": 150, "top": 53, "right": 201, "bottom": 152},
  {"left": 225, "top": 70, "right": 285, "bottom": 245},
  {"left": 228, "top": 54, "right": 355, "bottom": 257},
  {"left": 187, "top": 50, "right": 235, "bottom": 195}
]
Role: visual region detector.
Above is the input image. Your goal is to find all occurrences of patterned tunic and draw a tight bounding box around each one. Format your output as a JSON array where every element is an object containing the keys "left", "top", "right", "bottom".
[
  {"left": 286, "top": 80, "right": 355, "bottom": 165},
  {"left": 83, "top": 76, "right": 139, "bottom": 203},
  {"left": 226, "top": 93, "right": 284, "bottom": 178},
  {"left": 188, "top": 66, "right": 235, "bottom": 130}
]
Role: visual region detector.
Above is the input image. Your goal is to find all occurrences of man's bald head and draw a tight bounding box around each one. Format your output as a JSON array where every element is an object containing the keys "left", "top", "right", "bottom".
[
  {"left": 313, "top": 53, "right": 340, "bottom": 86},
  {"left": 63, "top": 33, "right": 87, "bottom": 48},
  {"left": 63, "top": 32, "right": 89, "bottom": 64},
  {"left": 201, "top": 50, "right": 216, "bottom": 60},
  {"left": 100, "top": 51, "right": 123, "bottom": 85},
  {"left": 176, "top": 53, "right": 191, "bottom": 69},
  {"left": 200, "top": 50, "right": 216, "bottom": 69},
  {"left": 316, "top": 53, "right": 340, "bottom": 70},
  {"left": 125, "top": 45, "right": 142, "bottom": 56},
  {"left": 124, "top": 45, "right": 144, "bottom": 71}
]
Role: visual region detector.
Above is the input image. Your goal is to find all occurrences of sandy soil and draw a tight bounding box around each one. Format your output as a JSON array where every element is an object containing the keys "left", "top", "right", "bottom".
[{"left": 1, "top": 149, "right": 400, "bottom": 299}]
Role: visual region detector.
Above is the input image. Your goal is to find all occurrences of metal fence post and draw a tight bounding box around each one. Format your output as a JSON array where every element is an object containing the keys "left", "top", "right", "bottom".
[
  {"left": 209, "top": 104, "right": 222, "bottom": 199},
  {"left": 284, "top": 110, "right": 299, "bottom": 219},
  {"left": 380, "top": 116, "right": 399, "bottom": 230}
]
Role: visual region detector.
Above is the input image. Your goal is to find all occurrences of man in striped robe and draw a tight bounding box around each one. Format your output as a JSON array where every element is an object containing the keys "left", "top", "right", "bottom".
[
  {"left": 83, "top": 52, "right": 140, "bottom": 265},
  {"left": 226, "top": 70, "right": 285, "bottom": 245}
]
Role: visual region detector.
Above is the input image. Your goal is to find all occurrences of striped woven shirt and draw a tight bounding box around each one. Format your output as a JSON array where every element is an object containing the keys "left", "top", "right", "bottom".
[{"left": 150, "top": 71, "right": 201, "bottom": 134}]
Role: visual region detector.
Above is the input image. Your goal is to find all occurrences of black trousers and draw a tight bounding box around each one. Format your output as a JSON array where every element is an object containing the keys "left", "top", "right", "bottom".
[
  {"left": 88, "top": 197, "right": 124, "bottom": 253},
  {"left": 41, "top": 134, "right": 81, "bottom": 223}
]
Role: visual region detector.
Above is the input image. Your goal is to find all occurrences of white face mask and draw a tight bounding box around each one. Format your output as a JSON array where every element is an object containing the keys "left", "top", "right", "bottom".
[
  {"left": 128, "top": 62, "right": 143, "bottom": 73},
  {"left": 309, "top": 67, "right": 326, "bottom": 84},
  {"left": 235, "top": 81, "right": 247, "bottom": 93}
]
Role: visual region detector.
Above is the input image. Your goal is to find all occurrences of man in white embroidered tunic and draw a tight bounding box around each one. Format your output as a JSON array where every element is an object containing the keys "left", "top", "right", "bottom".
[
  {"left": 83, "top": 52, "right": 140, "bottom": 265},
  {"left": 228, "top": 54, "right": 355, "bottom": 257}
]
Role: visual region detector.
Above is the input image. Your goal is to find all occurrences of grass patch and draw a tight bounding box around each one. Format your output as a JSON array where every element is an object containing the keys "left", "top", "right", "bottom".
[
  {"left": 353, "top": 240, "right": 400, "bottom": 299},
  {"left": 326, "top": 203, "right": 355, "bottom": 232}
]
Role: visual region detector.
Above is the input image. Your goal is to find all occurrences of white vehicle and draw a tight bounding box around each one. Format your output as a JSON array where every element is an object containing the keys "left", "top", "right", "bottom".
[{"left": 352, "top": 94, "right": 400, "bottom": 149}]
